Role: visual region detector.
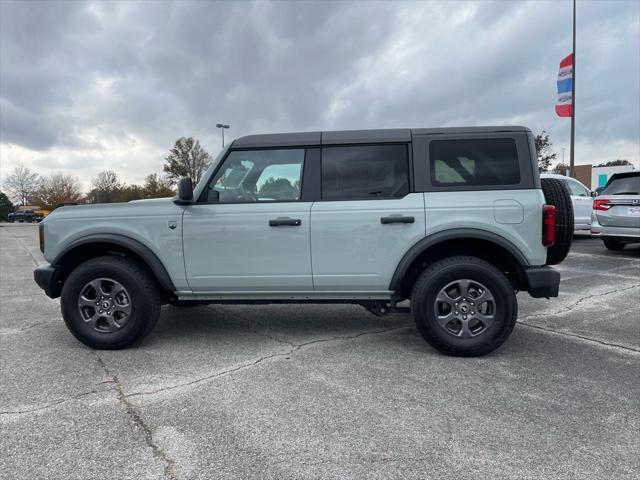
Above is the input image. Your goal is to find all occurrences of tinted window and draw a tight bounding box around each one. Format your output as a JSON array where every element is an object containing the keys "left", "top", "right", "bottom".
[
  {"left": 204, "top": 149, "right": 304, "bottom": 203},
  {"left": 321, "top": 145, "right": 409, "bottom": 200},
  {"left": 601, "top": 174, "right": 640, "bottom": 195},
  {"left": 429, "top": 138, "right": 520, "bottom": 187}
]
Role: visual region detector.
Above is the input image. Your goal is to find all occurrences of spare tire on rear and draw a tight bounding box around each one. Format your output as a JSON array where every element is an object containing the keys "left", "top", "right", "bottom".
[{"left": 541, "top": 177, "right": 574, "bottom": 265}]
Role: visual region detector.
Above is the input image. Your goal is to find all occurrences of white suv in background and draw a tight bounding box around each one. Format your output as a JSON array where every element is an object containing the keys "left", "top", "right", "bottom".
[{"left": 541, "top": 173, "right": 593, "bottom": 231}]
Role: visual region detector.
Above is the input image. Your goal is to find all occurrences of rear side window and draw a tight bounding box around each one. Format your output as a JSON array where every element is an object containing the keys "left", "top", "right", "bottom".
[
  {"left": 321, "top": 145, "right": 409, "bottom": 200},
  {"left": 429, "top": 138, "right": 520, "bottom": 187},
  {"left": 564, "top": 179, "right": 589, "bottom": 197},
  {"left": 601, "top": 175, "right": 640, "bottom": 195}
]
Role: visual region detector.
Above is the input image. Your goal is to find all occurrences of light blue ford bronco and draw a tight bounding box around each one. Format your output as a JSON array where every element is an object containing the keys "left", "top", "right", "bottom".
[{"left": 34, "top": 127, "right": 573, "bottom": 356}]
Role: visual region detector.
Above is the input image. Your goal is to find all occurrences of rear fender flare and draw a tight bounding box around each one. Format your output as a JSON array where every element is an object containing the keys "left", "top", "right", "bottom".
[{"left": 389, "top": 228, "right": 529, "bottom": 291}]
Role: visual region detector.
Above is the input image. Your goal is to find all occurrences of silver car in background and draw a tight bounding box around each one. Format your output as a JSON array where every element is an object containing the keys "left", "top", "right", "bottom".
[
  {"left": 541, "top": 173, "right": 594, "bottom": 231},
  {"left": 591, "top": 172, "right": 640, "bottom": 250}
]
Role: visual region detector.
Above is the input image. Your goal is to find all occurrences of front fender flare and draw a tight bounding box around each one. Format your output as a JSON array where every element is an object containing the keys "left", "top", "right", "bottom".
[{"left": 53, "top": 233, "right": 176, "bottom": 292}]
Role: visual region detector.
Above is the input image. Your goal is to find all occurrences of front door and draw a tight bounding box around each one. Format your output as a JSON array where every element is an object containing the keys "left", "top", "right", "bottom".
[{"left": 183, "top": 148, "right": 312, "bottom": 291}]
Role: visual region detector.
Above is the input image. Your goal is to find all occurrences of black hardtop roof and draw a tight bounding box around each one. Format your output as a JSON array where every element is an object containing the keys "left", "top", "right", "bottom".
[{"left": 231, "top": 126, "right": 531, "bottom": 149}]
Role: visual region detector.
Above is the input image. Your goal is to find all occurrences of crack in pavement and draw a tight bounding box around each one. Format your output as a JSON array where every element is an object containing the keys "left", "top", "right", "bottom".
[
  {"left": 519, "top": 284, "right": 640, "bottom": 321},
  {"left": 92, "top": 353, "right": 178, "bottom": 480},
  {"left": 0, "top": 320, "right": 58, "bottom": 335},
  {"left": 0, "top": 388, "right": 107, "bottom": 416},
  {"left": 518, "top": 321, "right": 640, "bottom": 354},
  {"left": 125, "top": 324, "right": 413, "bottom": 399}
]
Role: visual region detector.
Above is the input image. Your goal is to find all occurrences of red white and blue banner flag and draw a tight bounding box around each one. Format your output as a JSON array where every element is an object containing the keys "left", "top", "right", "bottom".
[{"left": 555, "top": 53, "right": 573, "bottom": 117}]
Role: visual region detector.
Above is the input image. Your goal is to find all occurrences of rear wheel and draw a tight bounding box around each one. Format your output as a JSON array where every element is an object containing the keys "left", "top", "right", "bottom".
[
  {"left": 61, "top": 256, "right": 161, "bottom": 349},
  {"left": 603, "top": 238, "right": 625, "bottom": 251},
  {"left": 541, "top": 177, "right": 574, "bottom": 265},
  {"left": 411, "top": 256, "right": 517, "bottom": 357}
]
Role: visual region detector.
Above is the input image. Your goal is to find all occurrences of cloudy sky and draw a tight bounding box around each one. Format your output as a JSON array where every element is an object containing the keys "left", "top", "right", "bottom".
[{"left": 1, "top": 0, "right": 638, "bottom": 191}]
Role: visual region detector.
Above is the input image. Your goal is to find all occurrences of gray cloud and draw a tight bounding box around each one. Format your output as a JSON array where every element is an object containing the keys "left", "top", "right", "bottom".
[{"left": 1, "top": 0, "right": 638, "bottom": 188}]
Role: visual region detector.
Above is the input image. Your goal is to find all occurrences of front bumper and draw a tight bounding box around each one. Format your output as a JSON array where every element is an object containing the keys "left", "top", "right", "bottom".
[
  {"left": 523, "top": 266, "right": 560, "bottom": 298},
  {"left": 34, "top": 264, "right": 62, "bottom": 299}
]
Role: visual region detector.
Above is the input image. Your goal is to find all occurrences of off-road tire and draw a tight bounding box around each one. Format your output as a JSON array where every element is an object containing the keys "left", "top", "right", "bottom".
[
  {"left": 541, "top": 177, "right": 574, "bottom": 265},
  {"left": 61, "top": 255, "right": 161, "bottom": 349},
  {"left": 411, "top": 256, "right": 517, "bottom": 357},
  {"left": 603, "top": 238, "right": 625, "bottom": 251}
]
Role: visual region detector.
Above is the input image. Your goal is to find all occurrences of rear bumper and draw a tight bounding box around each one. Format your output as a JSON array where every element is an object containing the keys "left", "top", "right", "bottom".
[
  {"left": 591, "top": 214, "right": 640, "bottom": 239},
  {"left": 34, "top": 264, "right": 62, "bottom": 299},
  {"left": 523, "top": 266, "right": 560, "bottom": 298},
  {"left": 591, "top": 224, "right": 640, "bottom": 240}
]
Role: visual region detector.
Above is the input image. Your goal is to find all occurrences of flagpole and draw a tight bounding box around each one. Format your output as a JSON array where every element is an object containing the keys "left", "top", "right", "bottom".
[{"left": 569, "top": 0, "right": 576, "bottom": 178}]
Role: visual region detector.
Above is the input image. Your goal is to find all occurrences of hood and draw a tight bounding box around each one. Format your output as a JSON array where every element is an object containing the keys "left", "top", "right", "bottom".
[{"left": 44, "top": 197, "right": 179, "bottom": 221}]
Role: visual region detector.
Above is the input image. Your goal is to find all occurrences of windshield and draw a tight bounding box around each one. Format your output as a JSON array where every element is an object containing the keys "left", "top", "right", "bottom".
[
  {"left": 601, "top": 174, "right": 640, "bottom": 195},
  {"left": 192, "top": 145, "right": 230, "bottom": 200}
]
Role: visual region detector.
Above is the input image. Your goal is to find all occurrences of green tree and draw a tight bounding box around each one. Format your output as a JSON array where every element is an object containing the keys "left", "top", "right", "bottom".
[
  {"left": 112, "top": 184, "right": 145, "bottom": 203},
  {"left": 143, "top": 174, "right": 175, "bottom": 198},
  {"left": 534, "top": 131, "right": 557, "bottom": 172},
  {"left": 552, "top": 163, "right": 570, "bottom": 175},
  {"left": 163, "top": 137, "right": 211, "bottom": 185},
  {"left": 0, "top": 191, "right": 15, "bottom": 221},
  {"left": 594, "top": 159, "right": 632, "bottom": 167}
]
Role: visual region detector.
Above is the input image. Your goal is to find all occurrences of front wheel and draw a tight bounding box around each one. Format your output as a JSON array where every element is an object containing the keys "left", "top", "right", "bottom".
[
  {"left": 61, "top": 256, "right": 161, "bottom": 349},
  {"left": 411, "top": 256, "right": 517, "bottom": 357}
]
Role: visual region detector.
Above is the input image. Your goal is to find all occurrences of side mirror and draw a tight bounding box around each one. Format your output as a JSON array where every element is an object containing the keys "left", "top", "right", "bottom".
[
  {"left": 175, "top": 177, "right": 193, "bottom": 204},
  {"left": 590, "top": 190, "right": 597, "bottom": 198}
]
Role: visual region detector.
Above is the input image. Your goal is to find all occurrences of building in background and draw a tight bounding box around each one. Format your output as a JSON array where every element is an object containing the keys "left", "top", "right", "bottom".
[
  {"left": 591, "top": 165, "right": 636, "bottom": 189},
  {"left": 551, "top": 164, "right": 636, "bottom": 190}
]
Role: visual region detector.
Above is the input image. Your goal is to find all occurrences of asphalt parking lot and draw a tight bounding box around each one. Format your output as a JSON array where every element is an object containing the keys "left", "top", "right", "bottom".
[{"left": 1, "top": 223, "right": 638, "bottom": 480}]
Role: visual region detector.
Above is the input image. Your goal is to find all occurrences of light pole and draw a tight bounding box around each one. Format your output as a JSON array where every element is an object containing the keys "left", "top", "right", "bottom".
[
  {"left": 562, "top": 147, "right": 566, "bottom": 164},
  {"left": 216, "top": 123, "right": 230, "bottom": 147}
]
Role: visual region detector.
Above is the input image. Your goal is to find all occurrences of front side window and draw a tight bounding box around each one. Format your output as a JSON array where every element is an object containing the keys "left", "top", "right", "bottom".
[
  {"left": 321, "top": 145, "right": 409, "bottom": 200},
  {"left": 203, "top": 149, "right": 304, "bottom": 203},
  {"left": 429, "top": 138, "right": 520, "bottom": 187}
]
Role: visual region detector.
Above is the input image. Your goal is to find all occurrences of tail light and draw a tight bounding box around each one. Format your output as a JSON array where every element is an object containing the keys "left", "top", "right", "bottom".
[
  {"left": 542, "top": 204, "right": 555, "bottom": 247},
  {"left": 593, "top": 198, "right": 611, "bottom": 211}
]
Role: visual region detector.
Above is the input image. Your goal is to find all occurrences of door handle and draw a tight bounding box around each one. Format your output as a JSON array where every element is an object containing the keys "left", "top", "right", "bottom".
[
  {"left": 269, "top": 217, "right": 302, "bottom": 227},
  {"left": 380, "top": 215, "right": 415, "bottom": 224}
]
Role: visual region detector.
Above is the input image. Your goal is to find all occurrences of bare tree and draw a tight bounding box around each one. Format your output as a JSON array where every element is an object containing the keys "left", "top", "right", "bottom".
[
  {"left": 163, "top": 137, "right": 211, "bottom": 184},
  {"left": 4, "top": 165, "right": 40, "bottom": 205},
  {"left": 89, "top": 170, "right": 123, "bottom": 203},
  {"left": 34, "top": 173, "right": 83, "bottom": 209}
]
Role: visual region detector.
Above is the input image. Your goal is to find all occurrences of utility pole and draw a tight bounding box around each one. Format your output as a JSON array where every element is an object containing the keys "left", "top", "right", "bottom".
[
  {"left": 569, "top": 0, "right": 576, "bottom": 178},
  {"left": 216, "top": 123, "right": 230, "bottom": 148},
  {"left": 562, "top": 147, "right": 565, "bottom": 164}
]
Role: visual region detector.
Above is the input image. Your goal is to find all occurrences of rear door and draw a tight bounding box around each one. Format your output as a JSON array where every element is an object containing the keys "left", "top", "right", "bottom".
[{"left": 310, "top": 144, "right": 426, "bottom": 292}]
